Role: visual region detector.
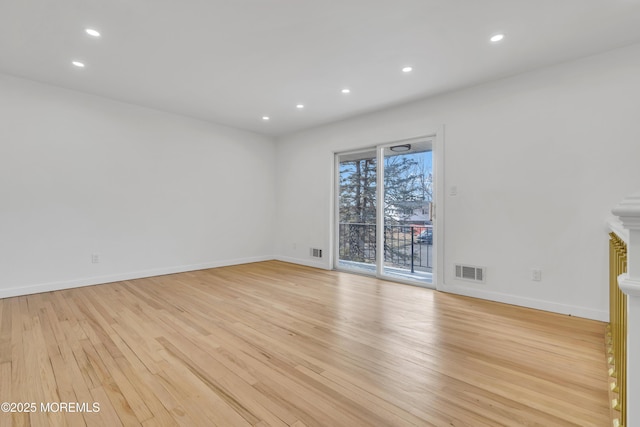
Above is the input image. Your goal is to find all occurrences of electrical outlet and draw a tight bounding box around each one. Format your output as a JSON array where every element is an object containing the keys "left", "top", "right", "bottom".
[
  {"left": 91, "top": 254, "right": 100, "bottom": 264},
  {"left": 531, "top": 268, "right": 541, "bottom": 281}
]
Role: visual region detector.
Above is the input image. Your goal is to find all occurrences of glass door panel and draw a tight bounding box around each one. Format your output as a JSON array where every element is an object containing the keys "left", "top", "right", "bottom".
[
  {"left": 382, "top": 141, "right": 433, "bottom": 285},
  {"left": 336, "top": 150, "right": 377, "bottom": 275}
]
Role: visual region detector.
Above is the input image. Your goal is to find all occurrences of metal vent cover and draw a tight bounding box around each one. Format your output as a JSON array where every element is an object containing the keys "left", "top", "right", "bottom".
[{"left": 455, "top": 264, "right": 485, "bottom": 283}]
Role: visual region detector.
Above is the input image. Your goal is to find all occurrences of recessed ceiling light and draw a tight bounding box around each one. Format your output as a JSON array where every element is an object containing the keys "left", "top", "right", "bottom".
[
  {"left": 490, "top": 34, "right": 505, "bottom": 43},
  {"left": 296, "top": 104, "right": 304, "bottom": 109},
  {"left": 402, "top": 66, "right": 413, "bottom": 73},
  {"left": 85, "top": 28, "right": 101, "bottom": 37},
  {"left": 262, "top": 116, "right": 270, "bottom": 121},
  {"left": 341, "top": 88, "right": 351, "bottom": 94},
  {"left": 72, "top": 61, "right": 85, "bottom": 68}
]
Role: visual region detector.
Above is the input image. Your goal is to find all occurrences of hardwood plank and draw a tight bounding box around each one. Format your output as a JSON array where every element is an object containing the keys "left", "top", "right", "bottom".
[
  {"left": 49, "top": 352, "right": 87, "bottom": 427},
  {"left": 89, "top": 386, "right": 124, "bottom": 427},
  {"left": 0, "top": 261, "right": 611, "bottom": 426},
  {"left": 0, "top": 362, "right": 11, "bottom": 427},
  {"left": 0, "top": 300, "right": 11, "bottom": 363},
  {"left": 10, "top": 297, "right": 29, "bottom": 427}
]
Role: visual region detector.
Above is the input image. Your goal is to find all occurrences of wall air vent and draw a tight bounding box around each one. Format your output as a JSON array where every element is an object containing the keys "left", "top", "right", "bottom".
[
  {"left": 455, "top": 264, "right": 486, "bottom": 283},
  {"left": 311, "top": 248, "right": 323, "bottom": 258}
]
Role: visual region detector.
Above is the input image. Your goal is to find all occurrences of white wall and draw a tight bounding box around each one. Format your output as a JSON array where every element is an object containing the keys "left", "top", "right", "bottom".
[
  {"left": 4, "top": 42, "right": 640, "bottom": 319},
  {"left": 275, "top": 42, "right": 640, "bottom": 321},
  {"left": 0, "top": 74, "right": 276, "bottom": 297}
]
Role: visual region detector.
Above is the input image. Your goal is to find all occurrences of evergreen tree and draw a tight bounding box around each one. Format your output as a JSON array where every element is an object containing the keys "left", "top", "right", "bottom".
[{"left": 339, "top": 157, "right": 377, "bottom": 262}]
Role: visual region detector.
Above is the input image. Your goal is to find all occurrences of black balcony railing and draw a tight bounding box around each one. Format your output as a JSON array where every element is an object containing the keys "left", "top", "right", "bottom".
[{"left": 338, "top": 223, "right": 433, "bottom": 271}]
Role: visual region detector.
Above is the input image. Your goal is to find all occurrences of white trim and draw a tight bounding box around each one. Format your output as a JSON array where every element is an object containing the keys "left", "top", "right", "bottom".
[
  {"left": 332, "top": 151, "right": 341, "bottom": 271},
  {"left": 619, "top": 273, "right": 640, "bottom": 298},
  {"left": 0, "top": 255, "right": 274, "bottom": 299},
  {"left": 434, "top": 125, "right": 445, "bottom": 291},
  {"left": 440, "top": 283, "right": 607, "bottom": 321},
  {"left": 328, "top": 152, "right": 336, "bottom": 269},
  {"left": 275, "top": 255, "right": 331, "bottom": 270},
  {"left": 608, "top": 215, "right": 629, "bottom": 243},
  {"left": 612, "top": 191, "right": 640, "bottom": 230},
  {"left": 376, "top": 145, "right": 385, "bottom": 277}
]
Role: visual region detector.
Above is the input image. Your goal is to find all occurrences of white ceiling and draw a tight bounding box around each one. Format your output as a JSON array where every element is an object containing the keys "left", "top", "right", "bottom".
[{"left": 1, "top": 0, "right": 640, "bottom": 137}]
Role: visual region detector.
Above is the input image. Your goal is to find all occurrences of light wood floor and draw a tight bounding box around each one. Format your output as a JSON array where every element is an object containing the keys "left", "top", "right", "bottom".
[{"left": 0, "top": 261, "right": 610, "bottom": 426}]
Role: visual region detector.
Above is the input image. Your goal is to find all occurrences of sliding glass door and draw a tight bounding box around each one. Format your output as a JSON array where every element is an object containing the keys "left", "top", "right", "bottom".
[
  {"left": 335, "top": 138, "right": 435, "bottom": 287},
  {"left": 336, "top": 149, "right": 378, "bottom": 275}
]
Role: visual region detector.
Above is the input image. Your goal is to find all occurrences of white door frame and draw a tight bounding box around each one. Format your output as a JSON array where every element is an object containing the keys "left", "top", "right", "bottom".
[{"left": 332, "top": 127, "right": 445, "bottom": 290}]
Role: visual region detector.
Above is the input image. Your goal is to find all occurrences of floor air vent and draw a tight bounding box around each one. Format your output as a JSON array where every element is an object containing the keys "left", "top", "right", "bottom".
[
  {"left": 455, "top": 264, "right": 485, "bottom": 283},
  {"left": 311, "top": 248, "right": 323, "bottom": 258}
]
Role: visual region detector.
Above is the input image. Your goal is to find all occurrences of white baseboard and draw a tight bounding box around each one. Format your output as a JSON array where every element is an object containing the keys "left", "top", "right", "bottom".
[
  {"left": 3, "top": 256, "right": 607, "bottom": 323},
  {"left": 274, "top": 257, "right": 607, "bottom": 321},
  {"left": 440, "top": 282, "right": 608, "bottom": 322},
  {"left": 275, "top": 255, "right": 331, "bottom": 270},
  {"left": 0, "top": 255, "right": 274, "bottom": 299}
]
